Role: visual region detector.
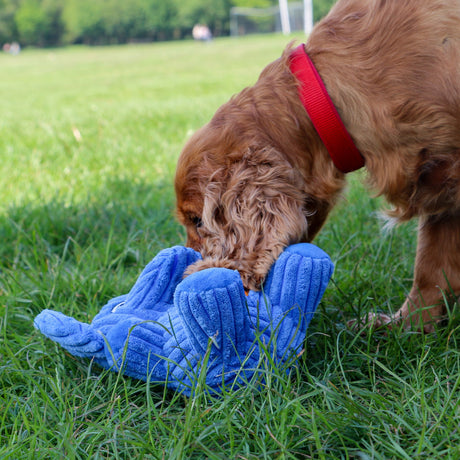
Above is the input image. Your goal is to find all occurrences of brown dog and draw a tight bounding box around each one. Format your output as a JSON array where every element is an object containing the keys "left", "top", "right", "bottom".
[{"left": 175, "top": 0, "right": 460, "bottom": 332}]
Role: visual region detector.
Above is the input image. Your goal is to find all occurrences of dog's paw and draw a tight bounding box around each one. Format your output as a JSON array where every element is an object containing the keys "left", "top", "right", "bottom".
[{"left": 347, "top": 312, "right": 394, "bottom": 333}]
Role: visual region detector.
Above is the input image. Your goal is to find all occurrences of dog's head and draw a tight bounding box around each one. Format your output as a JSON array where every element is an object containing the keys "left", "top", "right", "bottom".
[{"left": 175, "top": 50, "right": 344, "bottom": 290}]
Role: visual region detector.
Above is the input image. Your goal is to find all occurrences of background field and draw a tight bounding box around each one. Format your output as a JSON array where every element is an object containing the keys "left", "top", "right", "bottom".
[{"left": 0, "top": 35, "right": 459, "bottom": 459}]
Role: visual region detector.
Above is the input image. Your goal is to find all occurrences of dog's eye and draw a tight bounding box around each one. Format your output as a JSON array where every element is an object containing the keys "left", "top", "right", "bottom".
[{"left": 190, "top": 215, "right": 202, "bottom": 228}]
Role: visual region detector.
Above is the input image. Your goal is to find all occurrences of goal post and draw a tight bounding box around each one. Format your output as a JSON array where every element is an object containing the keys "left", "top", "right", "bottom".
[
  {"left": 230, "top": 1, "right": 313, "bottom": 37},
  {"left": 303, "top": 0, "right": 313, "bottom": 35}
]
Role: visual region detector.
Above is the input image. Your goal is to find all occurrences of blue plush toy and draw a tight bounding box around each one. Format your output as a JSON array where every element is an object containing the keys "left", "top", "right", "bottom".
[{"left": 34, "top": 243, "right": 333, "bottom": 395}]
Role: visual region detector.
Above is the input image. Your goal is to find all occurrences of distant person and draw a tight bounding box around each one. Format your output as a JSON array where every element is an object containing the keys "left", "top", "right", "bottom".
[
  {"left": 3, "top": 42, "right": 20, "bottom": 55},
  {"left": 193, "top": 24, "right": 212, "bottom": 42}
]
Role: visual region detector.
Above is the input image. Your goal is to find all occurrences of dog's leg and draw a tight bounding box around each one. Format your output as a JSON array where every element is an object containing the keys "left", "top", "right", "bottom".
[
  {"left": 352, "top": 214, "right": 460, "bottom": 332},
  {"left": 391, "top": 214, "right": 460, "bottom": 331}
]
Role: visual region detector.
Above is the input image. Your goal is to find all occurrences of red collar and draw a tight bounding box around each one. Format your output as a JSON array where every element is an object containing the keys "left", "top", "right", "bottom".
[{"left": 289, "top": 44, "right": 364, "bottom": 173}]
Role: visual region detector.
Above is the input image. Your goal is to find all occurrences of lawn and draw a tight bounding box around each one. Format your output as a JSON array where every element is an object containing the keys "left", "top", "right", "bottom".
[{"left": 1, "top": 35, "right": 459, "bottom": 459}]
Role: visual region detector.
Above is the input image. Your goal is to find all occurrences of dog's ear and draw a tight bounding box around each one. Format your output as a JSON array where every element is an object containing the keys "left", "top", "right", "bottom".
[{"left": 186, "top": 147, "right": 308, "bottom": 291}]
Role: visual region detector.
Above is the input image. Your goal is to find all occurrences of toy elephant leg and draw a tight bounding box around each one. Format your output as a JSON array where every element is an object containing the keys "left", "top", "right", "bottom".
[
  {"left": 262, "top": 243, "right": 333, "bottom": 320},
  {"left": 250, "top": 243, "right": 334, "bottom": 357},
  {"left": 123, "top": 246, "right": 201, "bottom": 312},
  {"left": 175, "top": 268, "right": 252, "bottom": 368}
]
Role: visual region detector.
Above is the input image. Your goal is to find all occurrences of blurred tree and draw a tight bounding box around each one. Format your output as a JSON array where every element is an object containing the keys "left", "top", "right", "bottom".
[
  {"left": 0, "top": 0, "right": 19, "bottom": 44},
  {"left": 63, "top": 0, "right": 107, "bottom": 45},
  {"left": 15, "top": 0, "right": 64, "bottom": 46},
  {"left": 63, "top": 0, "right": 180, "bottom": 44},
  {"left": 176, "top": 0, "right": 232, "bottom": 37},
  {"left": 232, "top": 0, "right": 276, "bottom": 7},
  {"left": 139, "top": 0, "right": 180, "bottom": 41},
  {"left": 313, "top": 0, "right": 335, "bottom": 22}
]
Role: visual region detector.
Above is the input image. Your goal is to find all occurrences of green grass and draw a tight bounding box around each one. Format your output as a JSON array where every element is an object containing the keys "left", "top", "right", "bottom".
[{"left": 1, "top": 35, "right": 459, "bottom": 459}]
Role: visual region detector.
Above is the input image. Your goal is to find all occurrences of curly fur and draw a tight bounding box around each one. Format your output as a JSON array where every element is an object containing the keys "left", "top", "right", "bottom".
[{"left": 175, "top": 0, "right": 460, "bottom": 330}]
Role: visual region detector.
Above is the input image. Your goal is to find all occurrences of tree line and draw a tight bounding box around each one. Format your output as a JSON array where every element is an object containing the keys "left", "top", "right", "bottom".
[{"left": 0, "top": 0, "right": 335, "bottom": 47}]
